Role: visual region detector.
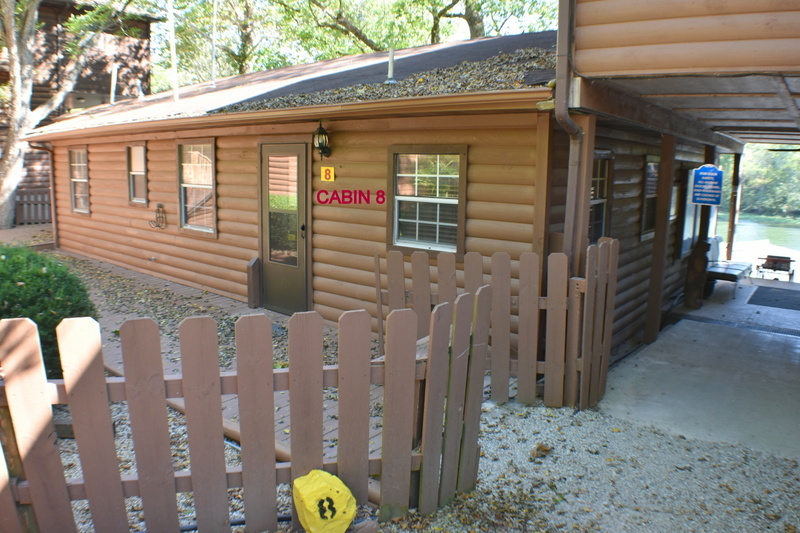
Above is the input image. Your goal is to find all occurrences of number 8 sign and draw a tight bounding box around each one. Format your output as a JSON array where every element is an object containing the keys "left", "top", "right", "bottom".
[
  {"left": 293, "top": 469, "right": 356, "bottom": 533},
  {"left": 321, "top": 167, "right": 335, "bottom": 182}
]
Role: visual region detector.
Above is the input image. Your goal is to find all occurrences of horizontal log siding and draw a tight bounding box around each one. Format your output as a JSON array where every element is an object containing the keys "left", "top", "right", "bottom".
[
  {"left": 595, "top": 128, "right": 706, "bottom": 354},
  {"left": 311, "top": 118, "right": 539, "bottom": 323},
  {"left": 51, "top": 113, "right": 540, "bottom": 319},
  {"left": 52, "top": 138, "right": 259, "bottom": 301},
  {"left": 574, "top": 0, "right": 800, "bottom": 76}
]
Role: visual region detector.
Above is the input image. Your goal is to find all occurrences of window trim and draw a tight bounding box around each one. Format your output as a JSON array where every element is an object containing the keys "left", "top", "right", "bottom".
[
  {"left": 589, "top": 150, "right": 613, "bottom": 244},
  {"left": 386, "top": 144, "right": 468, "bottom": 257},
  {"left": 68, "top": 146, "right": 90, "bottom": 215},
  {"left": 127, "top": 141, "right": 148, "bottom": 206},
  {"left": 177, "top": 138, "right": 218, "bottom": 238}
]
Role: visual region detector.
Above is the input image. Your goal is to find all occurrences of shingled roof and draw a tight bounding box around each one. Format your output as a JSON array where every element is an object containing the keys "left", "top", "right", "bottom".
[{"left": 29, "top": 31, "right": 556, "bottom": 138}]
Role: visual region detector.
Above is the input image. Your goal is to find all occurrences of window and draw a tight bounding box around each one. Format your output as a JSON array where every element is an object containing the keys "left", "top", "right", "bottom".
[
  {"left": 128, "top": 143, "right": 148, "bottom": 205},
  {"left": 589, "top": 150, "right": 613, "bottom": 243},
  {"left": 641, "top": 155, "right": 659, "bottom": 240},
  {"left": 69, "top": 147, "right": 89, "bottom": 214},
  {"left": 389, "top": 145, "right": 467, "bottom": 253},
  {"left": 178, "top": 140, "right": 216, "bottom": 234}
]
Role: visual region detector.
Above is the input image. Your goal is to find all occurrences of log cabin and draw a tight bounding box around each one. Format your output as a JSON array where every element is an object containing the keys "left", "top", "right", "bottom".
[{"left": 25, "top": 1, "right": 800, "bottom": 360}]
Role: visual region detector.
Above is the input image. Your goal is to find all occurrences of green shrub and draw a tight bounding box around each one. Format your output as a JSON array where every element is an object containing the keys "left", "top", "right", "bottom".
[{"left": 0, "top": 245, "right": 96, "bottom": 379}]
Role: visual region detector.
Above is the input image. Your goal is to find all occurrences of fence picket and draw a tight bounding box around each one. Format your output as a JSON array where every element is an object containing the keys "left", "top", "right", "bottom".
[
  {"left": 517, "top": 252, "right": 541, "bottom": 404},
  {"left": 436, "top": 252, "right": 457, "bottom": 304},
  {"left": 235, "top": 314, "right": 278, "bottom": 533},
  {"left": 544, "top": 253, "right": 569, "bottom": 407},
  {"left": 120, "top": 318, "right": 181, "bottom": 532},
  {"left": 179, "top": 317, "right": 230, "bottom": 530},
  {"left": 411, "top": 252, "right": 433, "bottom": 339},
  {"left": 564, "top": 279, "right": 583, "bottom": 407},
  {"left": 387, "top": 251, "right": 406, "bottom": 312},
  {"left": 337, "top": 310, "right": 373, "bottom": 505},
  {"left": 417, "top": 302, "right": 454, "bottom": 515},
  {"left": 598, "top": 239, "right": 620, "bottom": 397},
  {"left": 490, "top": 253, "right": 511, "bottom": 404},
  {"left": 590, "top": 242, "right": 610, "bottom": 406},
  {"left": 439, "top": 292, "right": 474, "bottom": 507},
  {"left": 0, "top": 319, "right": 76, "bottom": 532},
  {"left": 289, "top": 312, "right": 324, "bottom": 527},
  {"left": 580, "top": 245, "right": 598, "bottom": 409},
  {"left": 463, "top": 251, "right": 483, "bottom": 294},
  {"left": 380, "top": 309, "right": 418, "bottom": 521},
  {"left": 457, "top": 285, "right": 492, "bottom": 492},
  {"left": 58, "top": 318, "right": 128, "bottom": 532}
]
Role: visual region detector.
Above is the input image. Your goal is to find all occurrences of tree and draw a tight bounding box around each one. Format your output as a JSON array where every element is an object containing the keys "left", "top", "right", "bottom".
[
  {"left": 151, "top": 0, "right": 294, "bottom": 91},
  {"left": 0, "top": 0, "right": 142, "bottom": 229},
  {"left": 739, "top": 144, "right": 800, "bottom": 217},
  {"left": 153, "top": 0, "right": 558, "bottom": 88}
]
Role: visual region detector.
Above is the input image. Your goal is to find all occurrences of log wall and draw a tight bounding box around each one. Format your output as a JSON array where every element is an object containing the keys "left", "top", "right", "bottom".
[
  {"left": 574, "top": 0, "right": 800, "bottom": 76},
  {"left": 589, "top": 126, "right": 704, "bottom": 354},
  {"left": 50, "top": 113, "right": 543, "bottom": 321}
]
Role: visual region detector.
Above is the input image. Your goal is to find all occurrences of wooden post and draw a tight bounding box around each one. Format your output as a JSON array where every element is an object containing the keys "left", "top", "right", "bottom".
[
  {"left": 562, "top": 114, "right": 596, "bottom": 276},
  {"left": 246, "top": 257, "right": 261, "bottom": 308},
  {"left": 726, "top": 153, "right": 742, "bottom": 261},
  {"left": 0, "top": 407, "right": 35, "bottom": 532},
  {"left": 644, "top": 135, "right": 676, "bottom": 344}
]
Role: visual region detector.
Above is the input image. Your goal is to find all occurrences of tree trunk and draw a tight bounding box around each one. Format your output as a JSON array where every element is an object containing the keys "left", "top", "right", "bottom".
[
  {"left": 0, "top": 143, "right": 27, "bottom": 230},
  {"left": 463, "top": 0, "right": 485, "bottom": 39}
]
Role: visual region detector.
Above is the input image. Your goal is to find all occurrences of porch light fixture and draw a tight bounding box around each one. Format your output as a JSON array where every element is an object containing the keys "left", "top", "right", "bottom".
[{"left": 313, "top": 122, "right": 331, "bottom": 158}]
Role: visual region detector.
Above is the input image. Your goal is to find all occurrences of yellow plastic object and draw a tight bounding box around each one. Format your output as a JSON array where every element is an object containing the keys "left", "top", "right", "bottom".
[{"left": 292, "top": 469, "right": 357, "bottom": 533}]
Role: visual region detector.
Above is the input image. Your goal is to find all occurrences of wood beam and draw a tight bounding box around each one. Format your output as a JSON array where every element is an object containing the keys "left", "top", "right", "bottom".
[
  {"left": 644, "top": 135, "right": 675, "bottom": 344},
  {"left": 571, "top": 77, "right": 744, "bottom": 153},
  {"left": 726, "top": 153, "right": 742, "bottom": 261}
]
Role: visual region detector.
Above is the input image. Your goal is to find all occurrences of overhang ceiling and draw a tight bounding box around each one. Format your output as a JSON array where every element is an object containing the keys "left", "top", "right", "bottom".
[{"left": 605, "top": 74, "right": 800, "bottom": 147}]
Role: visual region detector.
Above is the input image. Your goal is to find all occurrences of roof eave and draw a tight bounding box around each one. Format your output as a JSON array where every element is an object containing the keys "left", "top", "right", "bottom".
[{"left": 25, "top": 89, "right": 554, "bottom": 143}]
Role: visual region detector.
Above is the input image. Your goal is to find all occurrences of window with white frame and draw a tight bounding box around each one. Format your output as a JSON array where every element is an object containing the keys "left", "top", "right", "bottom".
[
  {"left": 69, "top": 147, "right": 90, "bottom": 214},
  {"left": 389, "top": 145, "right": 466, "bottom": 253},
  {"left": 128, "top": 143, "right": 148, "bottom": 205},
  {"left": 178, "top": 140, "right": 216, "bottom": 234},
  {"left": 589, "top": 150, "right": 613, "bottom": 243}
]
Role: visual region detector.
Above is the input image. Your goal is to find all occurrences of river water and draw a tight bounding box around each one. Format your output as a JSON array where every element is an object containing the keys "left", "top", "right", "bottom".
[{"left": 715, "top": 216, "right": 800, "bottom": 281}]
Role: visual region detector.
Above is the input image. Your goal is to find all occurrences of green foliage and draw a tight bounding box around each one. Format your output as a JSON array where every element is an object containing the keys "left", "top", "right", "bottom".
[
  {"left": 0, "top": 246, "right": 97, "bottom": 379},
  {"left": 737, "top": 145, "right": 800, "bottom": 217},
  {"left": 150, "top": 0, "right": 558, "bottom": 91}
]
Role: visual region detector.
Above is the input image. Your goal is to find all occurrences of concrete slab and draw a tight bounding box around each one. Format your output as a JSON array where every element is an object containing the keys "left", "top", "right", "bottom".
[{"left": 601, "top": 320, "right": 800, "bottom": 460}]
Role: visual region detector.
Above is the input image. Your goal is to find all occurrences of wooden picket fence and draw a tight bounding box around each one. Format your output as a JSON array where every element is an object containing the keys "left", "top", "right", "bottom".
[
  {"left": 374, "top": 239, "right": 620, "bottom": 409},
  {"left": 0, "top": 287, "right": 490, "bottom": 532},
  {"left": 14, "top": 188, "right": 51, "bottom": 225}
]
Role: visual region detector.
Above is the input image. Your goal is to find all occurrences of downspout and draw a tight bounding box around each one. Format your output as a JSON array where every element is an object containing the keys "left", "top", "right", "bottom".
[{"left": 554, "top": 0, "right": 583, "bottom": 274}]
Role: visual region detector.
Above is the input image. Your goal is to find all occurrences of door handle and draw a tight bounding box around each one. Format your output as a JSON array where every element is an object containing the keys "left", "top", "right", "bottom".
[{"left": 300, "top": 223, "right": 306, "bottom": 238}]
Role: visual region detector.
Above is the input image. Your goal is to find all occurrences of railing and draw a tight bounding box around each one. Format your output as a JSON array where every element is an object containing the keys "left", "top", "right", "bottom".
[
  {"left": 13, "top": 188, "right": 51, "bottom": 225},
  {"left": 374, "top": 239, "right": 620, "bottom": 409},
  {"left": 0, "top": 288, "right": 490, "bottom": 531}
]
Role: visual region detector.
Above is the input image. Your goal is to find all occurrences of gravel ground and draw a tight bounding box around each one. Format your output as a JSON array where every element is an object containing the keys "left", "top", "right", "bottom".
[{"left": 24, "top": 241, "right": 799, "bottom": 532}]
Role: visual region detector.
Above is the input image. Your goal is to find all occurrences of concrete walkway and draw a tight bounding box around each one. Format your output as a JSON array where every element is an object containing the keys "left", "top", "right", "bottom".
[{"left": 601, "top": 279, "right": 800, "bottom": 460}]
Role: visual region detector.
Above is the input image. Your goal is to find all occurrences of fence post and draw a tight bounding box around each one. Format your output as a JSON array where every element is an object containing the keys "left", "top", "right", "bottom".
[
  {"left": 544, "top": 254, "right": 569, "bottom": 407},
  {"left": 0, "top": 319, "right": 76, "bottom": 532},
  {"left": 0, "top": 408, "right": 33, "bottom": 533}
]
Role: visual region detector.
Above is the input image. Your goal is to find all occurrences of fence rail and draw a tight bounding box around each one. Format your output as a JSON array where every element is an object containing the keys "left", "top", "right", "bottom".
[
  {"left": 374, "top": 239, "right": 620, "bottom": 408},
  {"left": 13, "top": 187, "right": 51, "bottom": 225},
  {"left": 0, "top": 288, "right": 490, "bottom": 532}
]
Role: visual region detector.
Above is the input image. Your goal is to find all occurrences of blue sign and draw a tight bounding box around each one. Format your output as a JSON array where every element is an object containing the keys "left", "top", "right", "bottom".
[{"left": 691, "top": 164, "right": 723, "bottom": 205}]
